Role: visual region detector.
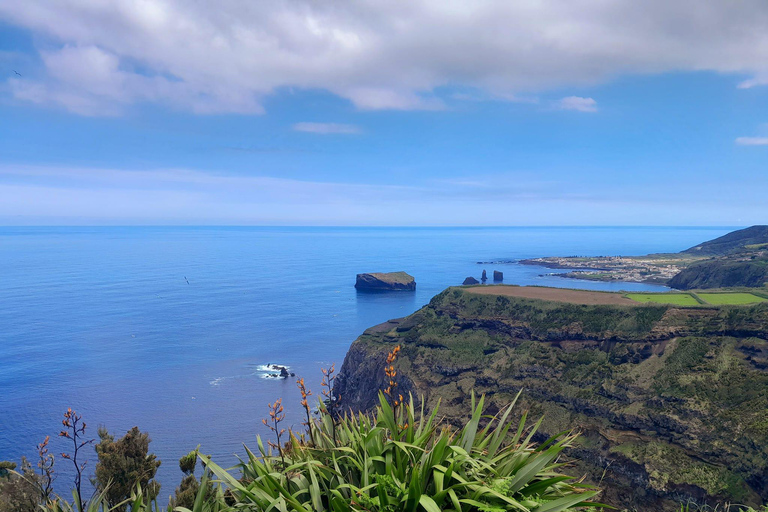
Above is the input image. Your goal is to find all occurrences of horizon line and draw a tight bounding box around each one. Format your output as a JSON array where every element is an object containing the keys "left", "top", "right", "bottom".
[{"left": 0, "top": 224, "right": 750, "bottom": 229}]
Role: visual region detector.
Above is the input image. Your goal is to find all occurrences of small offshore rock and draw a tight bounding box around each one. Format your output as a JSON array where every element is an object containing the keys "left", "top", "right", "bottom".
[
  {"left": 463, "top": 276, "right": 480, "bottom": 285},
  {"left": 268, "top": 364, "right": 291, "bottom": 379},
  {"left": 481, "top": 270, "right": 487, "bottom": 282},
  {"left": 493, "top": 270, "right": 503, "bottom": 282},
  {"left": 355, "top": 271, "right": 416, "bottom": 291}
]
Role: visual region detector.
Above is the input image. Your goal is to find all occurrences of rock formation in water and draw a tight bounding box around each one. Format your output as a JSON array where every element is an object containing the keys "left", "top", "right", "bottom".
[
  {"left": 462, "top": 276, "right": 479, "bottom": 285},
  {"left": 493, "top": 270, "right": 503, "bottom": 281},
  {"left": 266, "top": 364, "right": 293, "bottom": 378},
  {"left": 354, "top": 272, "right": 416, "bottom": 291}
]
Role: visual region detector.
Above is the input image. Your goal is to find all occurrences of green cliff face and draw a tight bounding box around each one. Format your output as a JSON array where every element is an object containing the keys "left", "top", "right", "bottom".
[
  {"left": 668, "top": 257, "right": 768, "bottom": 289},
  {"left": 334, "top": 287, "right": 768, "bottom": 510}
]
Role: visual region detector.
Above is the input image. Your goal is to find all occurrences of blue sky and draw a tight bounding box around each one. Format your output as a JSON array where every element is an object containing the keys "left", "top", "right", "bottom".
[{"left": 1, "top": 2, "right": 767, "bottom": 225}]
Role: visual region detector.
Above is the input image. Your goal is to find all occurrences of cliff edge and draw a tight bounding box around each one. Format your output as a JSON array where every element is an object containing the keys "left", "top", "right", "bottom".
[{"left": 335, "top": 286, "right": 768, "bottom": 510}]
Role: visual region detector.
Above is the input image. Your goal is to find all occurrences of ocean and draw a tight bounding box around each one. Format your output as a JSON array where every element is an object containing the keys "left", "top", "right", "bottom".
[{"left": 0, "top": 226, "right": 734, "bottom": 498}]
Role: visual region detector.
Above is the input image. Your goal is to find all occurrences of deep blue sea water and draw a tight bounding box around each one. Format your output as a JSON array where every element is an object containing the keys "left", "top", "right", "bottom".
[{"left": 0, "top": 226, "right": 735, "bottom": 498}]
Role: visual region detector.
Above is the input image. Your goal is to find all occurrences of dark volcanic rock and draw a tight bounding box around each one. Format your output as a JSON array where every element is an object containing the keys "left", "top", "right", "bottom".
[
  {"left": 462, "top": 276, "right": 480, "bottom": 285},
  {"left": 493, "top": 270, "right": 503, "bottom": 281},
  {"left": 355, "top": 271, "right": 416, "bottom": 291},
  {"left": 481, "top": 269, "right": 487, "bottom": 282},
  {"left": 266, "top": 364, "right": 292, "bottom": 379}
]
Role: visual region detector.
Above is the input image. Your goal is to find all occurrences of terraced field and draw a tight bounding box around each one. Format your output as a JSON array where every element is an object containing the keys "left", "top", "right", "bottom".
[
  {"left": 624, "top": 293, "right": 699, "bottom": 305},
  {"left": 466, "top": 285, "right": 768, "bottom": 307},
  {"left": 697, "top": 292, "right": 767, "bottom": 305}
]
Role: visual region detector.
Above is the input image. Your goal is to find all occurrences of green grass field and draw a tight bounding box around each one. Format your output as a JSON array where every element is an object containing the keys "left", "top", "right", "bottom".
[
  {"left": 697, "top": 292, "right": 768, "bottom": 305},
  {"left": 626, "top": 293, "right": 699, "bottom": 306}
]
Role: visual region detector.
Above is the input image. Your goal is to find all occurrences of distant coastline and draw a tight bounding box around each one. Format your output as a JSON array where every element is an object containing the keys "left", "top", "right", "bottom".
[{"left": 515, "top": 225, "right": 768, "bottom": 289}]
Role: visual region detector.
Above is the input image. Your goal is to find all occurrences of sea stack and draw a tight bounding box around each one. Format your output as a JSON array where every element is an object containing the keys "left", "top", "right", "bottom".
[
  {"left": 355, "top": 271, "right": 416, "bottom": 291},
  {"left": 462, "top": 276, "right": 480, "bottom": 285},
  {"left": 481, "top": 269, "right": 487, "bottom": 282},
  {"left": 493, "top": 270, "right": 503, "bottom": 282}
]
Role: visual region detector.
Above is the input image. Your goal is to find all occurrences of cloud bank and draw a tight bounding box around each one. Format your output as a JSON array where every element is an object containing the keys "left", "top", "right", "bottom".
[
  {"left": 1, "top": 165, "right": 766, "bottom": 226},
  {"left": 2, "top": 1, "right": 768, "bottom": 115}
]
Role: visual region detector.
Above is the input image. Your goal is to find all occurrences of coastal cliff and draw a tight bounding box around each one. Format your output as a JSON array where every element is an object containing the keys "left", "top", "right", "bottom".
[{"left": 334, "top": 286, "right": 768, "bottom": 510}]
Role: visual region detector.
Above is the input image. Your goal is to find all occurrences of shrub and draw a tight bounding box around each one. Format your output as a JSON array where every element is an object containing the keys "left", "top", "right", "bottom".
[
  {"left": 0, "top": 458, "right": 39, "bottom": 512},
  {"left": 171, "top": 449, "right": 217, "bottom": 510},
  {"left": 93, "top": 426, "right": 161, "bottom": 510}
]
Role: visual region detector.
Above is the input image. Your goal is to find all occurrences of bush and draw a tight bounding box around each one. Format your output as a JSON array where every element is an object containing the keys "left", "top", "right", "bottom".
[
  {"left": 0, "top": 458, "right": 40, "bottom": 512},
  {"left": 171, "top": 449, "right": 216, "bottom": 510},
  {"left": 93, "top": 426, "right": 161, "bottom": 510}
]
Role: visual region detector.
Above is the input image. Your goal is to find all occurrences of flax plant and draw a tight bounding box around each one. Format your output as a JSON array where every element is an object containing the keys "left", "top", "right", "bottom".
[
  {"left": 59, "top": 409, "right": 94, "bottom": 510},
  {"left": 383, "top": 345, "right": 404, "bottom": 427},
  {"left": 297, "top": 378, "right": 315, "bottom": 446},
  {"left": 201, "top": 386, "right": 600, "bottom": 512},
  {"left": 262, "top": 399, "right": 287, "bottom": 468},
  {"left": 320, "top": 365, "right": 339, "bottom": 446},
  {"left": 38, "top": 435, "right": 55, "bottom": 502}
]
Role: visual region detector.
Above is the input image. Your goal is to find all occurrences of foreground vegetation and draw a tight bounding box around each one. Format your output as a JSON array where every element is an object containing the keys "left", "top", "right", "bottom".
[
  {"left": 3, "top": 355, "right": 766, "bottom": 512},
  {"left": 2, "top": 352, "right": 604, "bottom": 512}
]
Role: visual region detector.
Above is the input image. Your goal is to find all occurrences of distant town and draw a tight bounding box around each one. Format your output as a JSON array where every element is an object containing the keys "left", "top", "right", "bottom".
[{"left": 520, "top": 254, "right": 691, "bottom": 284}]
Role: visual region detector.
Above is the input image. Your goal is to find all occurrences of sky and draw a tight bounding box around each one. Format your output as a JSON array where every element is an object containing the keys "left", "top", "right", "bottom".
[{"left": 0, "top": 1, "right": 767, "bottom": 226}]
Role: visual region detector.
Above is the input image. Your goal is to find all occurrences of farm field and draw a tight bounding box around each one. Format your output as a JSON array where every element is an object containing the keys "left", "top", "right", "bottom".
[
  {"left": 625, "top": 293, "right": 699, "bottom": 305},
  {"left": 697, "top": 292, "right": 767, "bottom": 305}
]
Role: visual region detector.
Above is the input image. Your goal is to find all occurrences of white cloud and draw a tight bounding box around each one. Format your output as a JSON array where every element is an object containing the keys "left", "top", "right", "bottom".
[
  {"left": 293, "top": 122, "right": 362, "bottom": 134},
  {"left": 735, "top": 137, "right": 768, "bottom": 146},
  {"left": 555, "top": 96, "right": 598, "bottom": 112},
  {"left": 738, "top": 75, "right": 768, "bottom": 89},
  {"left": 2, "top": 1, "right": 768, "bottom": 115},
  {"left": 341, "top": 88, "right": 445, "bottom": 111},
  {"left": 9, "top": 45, "right": 264, "bottom": 116}
]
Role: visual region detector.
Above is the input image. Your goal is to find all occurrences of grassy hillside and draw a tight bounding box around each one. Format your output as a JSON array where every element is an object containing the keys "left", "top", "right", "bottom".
[
  {"left": 683, "top": 226, "right": 768, "bottom": 256},
  {"left": 335, "top": 287, "right": 768, "bottom": 510},
  {"left": 668, "top": 257, "right": 768, "bottom": 289},
  {"left": 669, "top": 226, "right": 768, "bottom": 289}
]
